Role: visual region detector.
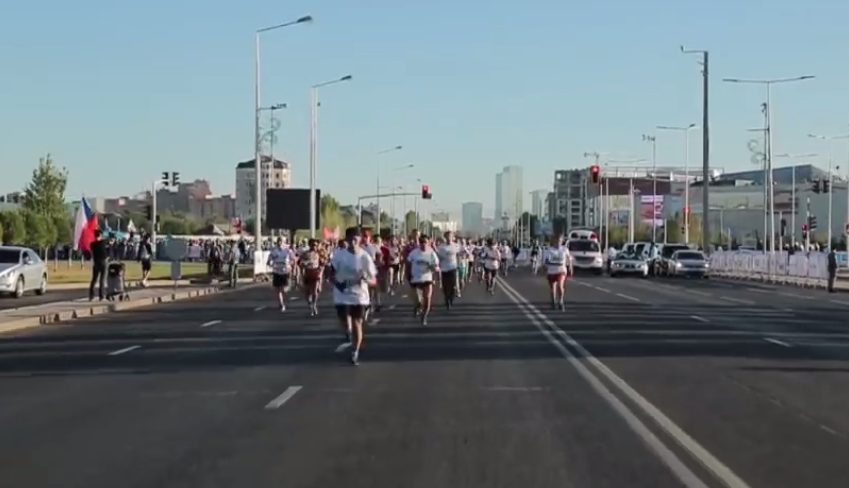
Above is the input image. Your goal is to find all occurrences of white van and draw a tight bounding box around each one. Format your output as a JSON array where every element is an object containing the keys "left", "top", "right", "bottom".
[{"left": 566, "top": 229, "right": 604, "bottom": 275}]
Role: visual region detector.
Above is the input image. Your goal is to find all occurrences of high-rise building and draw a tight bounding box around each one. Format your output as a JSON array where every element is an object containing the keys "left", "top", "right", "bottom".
[
  {"left": 461, "top": 201, "right": 483, "bottom": 236},
  {"left": 235, "top": 156, "right": 291, "bottom": 222},
  {"left": 530, "top": 189, "right": 547, "bottom": 218},
  {"left": 495, "top": 166, "right": 523, "bottom": 224}
]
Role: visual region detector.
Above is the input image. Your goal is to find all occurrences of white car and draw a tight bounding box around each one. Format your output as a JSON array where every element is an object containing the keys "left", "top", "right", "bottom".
[{"left": 0, "top": 246, "right": 49, "bottom": 298}]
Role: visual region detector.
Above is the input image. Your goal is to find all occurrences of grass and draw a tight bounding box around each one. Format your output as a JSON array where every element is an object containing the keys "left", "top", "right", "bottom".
[{"left": 47, "top": 261, "right": 252, "bottom": 284}]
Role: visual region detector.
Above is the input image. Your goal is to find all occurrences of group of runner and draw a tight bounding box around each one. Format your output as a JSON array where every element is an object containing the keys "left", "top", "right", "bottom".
[{"left": 265, "top": 228, "right": 574, "bottom": 365}]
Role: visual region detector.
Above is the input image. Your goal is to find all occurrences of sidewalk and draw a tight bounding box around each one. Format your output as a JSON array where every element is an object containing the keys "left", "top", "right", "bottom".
[
  {"left": 710, "top": 272, "right": 849, "bottom": 292},
  {"left": 0, "top": 279, "right": 258, "bottom": 335},
  {"left": 49, "top": 279, "right": 201, "bottom": 291}
]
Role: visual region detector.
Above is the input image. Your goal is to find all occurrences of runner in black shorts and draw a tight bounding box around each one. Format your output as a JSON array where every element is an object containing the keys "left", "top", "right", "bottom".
[{"left": 330, "top": 227, "right": 377, "bottom": 365}]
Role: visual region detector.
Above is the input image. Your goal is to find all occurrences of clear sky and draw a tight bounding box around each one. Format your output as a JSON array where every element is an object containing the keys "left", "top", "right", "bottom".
[{"left": 2, "top": 0, "right": 848, "bottom": 219}]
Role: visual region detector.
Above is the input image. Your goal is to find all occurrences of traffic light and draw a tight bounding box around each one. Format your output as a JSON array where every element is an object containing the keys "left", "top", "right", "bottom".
[
  {"left": 161, "top": 171, "right": 170, "bottom": 187},
  {"left": 145, "top": 204, "right": 152, "bottom": 220},
  {"left": 590, "top": 165, "right": 600, "bottom": 184},
  {"left": 823, "top": 179, "right": 830, "bottom": 193},
  {"left": 171, "top": 172, "right": 180, "bottom": 187},
  {"left": 780, "top": 218, "right": 786, "bottom": 237},
  {"left": 421, "top": 184, "right": 432, "bottom": 200},
  {"left": 812, "top": 179, "right": 822, "bottom": 193},
  {"left": 809, "top": 215, "right": 818, "bottom": 231}
]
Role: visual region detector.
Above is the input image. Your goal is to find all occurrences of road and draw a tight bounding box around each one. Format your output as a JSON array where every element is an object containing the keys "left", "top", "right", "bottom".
[
  {"left": 1, "top": 272, "right": 849, "bottom": 487},
  {"left": 0, "top": 289, "right": 88, "bottom": 311}
]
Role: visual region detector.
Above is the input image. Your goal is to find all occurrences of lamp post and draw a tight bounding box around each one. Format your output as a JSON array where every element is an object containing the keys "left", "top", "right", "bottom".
[
  {"left": 774, "top": 152, "right": 818, "bottom": 245},
  {"left": 641, "top": 134, "right": 658, "bottom": 242},
  {"left": 657, "top": 124, "right": 699, "bottom": 243},
  {"left": 723, "top": 75, "right": 816, "bottom": 252},
  {"left": 808, "top": 134, "right": 849, "bottom": 248},
  {"left": 375, "top": 146, "right": 404, "bottom": 235},
  {"left": 308, "top": 75, "right": 353, "bottom": 238},
  {"left": 259, "top": 104, "right": 286, "bottom": 237},
  {"left": 254, "top": 15, "right": 311, "bottom": 246},
  {"left": 681, "top": 46, "right": 711, "bottom": 251}
]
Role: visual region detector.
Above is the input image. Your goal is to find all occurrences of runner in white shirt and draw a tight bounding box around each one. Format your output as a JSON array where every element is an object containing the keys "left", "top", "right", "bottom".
[
  {"left": 456, "top": 238, "right": 470, "bottom": 295},
  {"left": 361, "top": 232, "right": 382, "bottom": 320},
  {"left": 499, "top": 242, "right": 513, "bottom": 277},
  {"left": 407, "top": 235, "right": 440, "bottom": 325},
  {"left": 544, "top": 235, "right": 572, "bottom": 310},
  {"left": 482, "top": 238, "right": 501, "bottom": 294},
  {"left": 329, "top": 227, "right": 377, "bottom": 365},
  {"left": 266, "top": 237, "right": 297, "bottom": 312},
  {"left": 436, "top": 231, "right": 461, "bottom": 309}
]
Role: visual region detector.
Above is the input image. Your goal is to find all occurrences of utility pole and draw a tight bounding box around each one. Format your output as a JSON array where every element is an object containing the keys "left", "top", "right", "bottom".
[{"left": 682, "top": 46, "right": 710, "bottom": 250}]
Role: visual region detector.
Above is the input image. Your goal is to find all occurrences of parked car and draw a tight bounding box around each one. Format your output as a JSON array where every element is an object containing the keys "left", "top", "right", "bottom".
[
  {"left": 657, "top": 244, "right": 691, "bottom": 276},
  {"left": 667, "top": 250, "right": 709, "bottom": 278},
  {"left": 0, "top": 246, "right": 49, "bottom": 298},
  {"left": 609, "top": 252, "right": 649, "bottom": 278}
]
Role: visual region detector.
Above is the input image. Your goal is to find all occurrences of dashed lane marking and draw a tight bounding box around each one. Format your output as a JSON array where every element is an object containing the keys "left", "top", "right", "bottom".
[
  {"left": 200, "top": 320, "right": 222, "bottom": 328},
  {"left": 616, "top": 293, "right": 641, "bottom": 302},
  {"left": 108, "top": 345, "right": 141, "bottom": 356},
  {"left": 690, "top": 315, "right": 710, "bottom": 323},
  {"left": 685, "top": 289, "right": 712, "bottom": 297},
  {"left": 764, "top": 337, "right": 792, "bottom": 348},
  {"left": 720, "top": 296, "right": 755, "bottom": 305},
  {"left": 264, "top": 386, "right": 303, "bottom": 410},
  {"left": 253, "top": 306, "right": 266, "bottom": 312}
]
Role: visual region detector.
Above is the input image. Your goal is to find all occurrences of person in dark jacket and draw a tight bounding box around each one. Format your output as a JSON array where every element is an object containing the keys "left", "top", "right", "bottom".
[
  {"left": 827, "top": 248, "right": 838, "bottom": 293},
  {"left": 89, "top": 230, "right": 109, "bottom": 301},
  {"left": 138, "top": 234, "right": 153, "bottom": 287}
]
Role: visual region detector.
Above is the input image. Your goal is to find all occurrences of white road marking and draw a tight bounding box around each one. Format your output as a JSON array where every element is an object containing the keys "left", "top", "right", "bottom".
[
  {"left": 371, "top": 318, "right": 382, "bottom": 326},
  {"left": 747, "top": 288, "right": 768, "bottom": 293},
  {"left": 200, "top": 320, "right": 222, "bottom": 328},
  {"left": 108, "top": 345, "right": 141, "bottom": 356},
  {"left": 480, "top": 386, "right": 547, "bottom": 392},
  {"left": 616, "top": 293, "right": 640, "bottom": 302},
  {"left": 334, "top": 342, "right": 351, "bottom": 352},
  {"left": 720, "top": 296, "right": 755, "bottom": 305},
  {"left": 498, "top": 279, "right": 750, "bottom": 488},
  {"left": 685, "top": 289, "right": 712, "bottom": 297},
  {"left": 264, "top": 386, "right": 302, "bottom": 410},
  {"left": 254, "top": 306, "right": 266, "bottom": 312},
  {"left": 764, "top": 337, "right": 792, "bottom": 348},
  {"left": 594, "top": 286, "right": 612, "bottom": 293},
  {"left": 830, "top": 300, "right": 849, "bottom": 307},
  {"left": 389, "top": 304, "right": 397, "bottom": 310},
  {"left": 690, "top": 315, "right": 710, "bottom": 323},
  {"left": 780, "top": 292, "right": 812, "bottom": 300}
]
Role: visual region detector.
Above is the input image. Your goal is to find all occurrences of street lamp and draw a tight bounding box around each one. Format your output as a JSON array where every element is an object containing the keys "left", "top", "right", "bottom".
[
  {"left": 260, "top": 104, "right": 287, "bottom": 188},
  {"left": 808, "top": 134, "right": 849, "bottom": 248},
  {"left": 254, "top": 15, "right": 311, "bottom": 246},
  {"left": 609, "top": 157, "right": 648, "bottom": 243},
  {"left": 723, "top": 75, "right": 816, "bottom": 252},
  {"left": 308, "top": 74, "right": 353, "bottom": 238},
  {"left": 657, "top": 124, "right": 699, "bottom": 243},
  {"left": 774, "top": 152, "right": 817, "bottom": 245},
  {"left": 681, "top": 46, "right": 710, "bottom": 252},
  {"left": 375, "top": 146, "right": 404, "bottom": 235},
  {"left": 641, "top": 134, "right": 659, "bottom": 242}
]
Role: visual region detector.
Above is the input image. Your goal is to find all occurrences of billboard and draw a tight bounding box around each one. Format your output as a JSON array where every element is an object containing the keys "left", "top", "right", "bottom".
[
  {"left": 640, "top": 195, "right": 665, "bottom": 228},
  {"left": 265, "top": 188, "right": 321, "bottom": 231}
]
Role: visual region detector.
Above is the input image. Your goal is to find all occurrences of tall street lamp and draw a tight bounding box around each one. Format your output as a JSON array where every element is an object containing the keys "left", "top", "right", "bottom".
[
  {"left": 774, "top": 152, "right": 818, "bottom": 245},
  {"left": 641, "top": 134, "right": 659, "bottom": 242},
  {"left": 309, "top": 75, "right": 353, "bottom": 238},
  {"left": 375, "top": 146, "right": 404, "bottom": 234},
  {"left": 723, "top": 75, "right": 816, "bottom": 252},
  {"left": 808, "top": 134, "right": 849, "bottom": 248},
  {"left": 657, "top": 124, "right": 698, "bottom": 243},
  {"left": 254, "top": 15, "right": 312, "bottom": 245},
  {"left": 681, "top": 46, "right": 710, "bottom": 251}
]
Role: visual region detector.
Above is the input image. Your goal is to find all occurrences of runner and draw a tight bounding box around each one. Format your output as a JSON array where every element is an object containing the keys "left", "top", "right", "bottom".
[
  {"left": 402, "top": 229, "right": 421, "bottom": 310},
  {"left": 482, "top": 238, "right": 500, "bottom": 294},
  {"left": 329, "top": 227, "right": 377, "bottom": 365},
  {"left": 544, "top": 235, "right": 571, "bottom": 310},
  {"left": 456, "top": 238, "right": 470, "bottom": 296},
  {"left": 267, "top": 237, "right": 296, "bottom": 312},
  {"left": 499, "top": 241, "right": 512, "bottom": 277},
  {"left": 385, "top": 236, "right": 402, "bottom": 295},
  {"left": 436, "top": 231, "right": 460, "bottom": 309},
  {"left": 361, "top": 232, "right": 382, "bottom": 320},
  {"left": 530, "top": 240, "right": 542, "bottom": 274},
  {"left": 407, "top": 234, "right": 439, "bottom": 324},
  {"left": 298, "top": 239, "right": 323, "bottom": 316}
]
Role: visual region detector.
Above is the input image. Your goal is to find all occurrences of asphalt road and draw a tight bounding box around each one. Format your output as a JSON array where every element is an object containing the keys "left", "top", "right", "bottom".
[
  {"left": 0, "top": 289, "right": 88, "bottom": 311},
  {"left": 1, "top": 272, "right": 848, "bottom": 487}
]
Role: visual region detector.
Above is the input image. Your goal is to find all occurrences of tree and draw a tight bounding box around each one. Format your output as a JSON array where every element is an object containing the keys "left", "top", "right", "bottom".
[
  {"left": 23, "top": 154, "right": 68, "bottom": 222},
  {"left": 53, "top": 214, "right": 73, "bottom": 245},
  {"left": 23, "top": 210, "right": 56, "bottom": 251},
  {"left": 664, "top": 218, "right": 683, "bottom": 243},
  {"left": 320, "top": 194, "right": 344, "bottom": 230},
  {"left": 0, "top": 210, "right": 27, "bottom": 245},
  {"left": 404, "top": 211, "right": 418, "bottom": 235}
]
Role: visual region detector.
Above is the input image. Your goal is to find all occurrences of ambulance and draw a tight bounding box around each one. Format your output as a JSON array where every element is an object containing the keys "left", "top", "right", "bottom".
[{"left": 565, "top": 228, "right": 604, "bottom": 275}]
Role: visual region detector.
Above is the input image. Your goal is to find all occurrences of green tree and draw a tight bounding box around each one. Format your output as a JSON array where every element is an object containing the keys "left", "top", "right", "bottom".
[
  {"left": 0, "top": 210, "right": 27, "bottom": 245},
  {"left": 23, "top": 210, "right": 56, "bottom": 251},
  {"left": 404, "top": 211, "right": 418, "bottom": 234},
  {"left": 22, "top": 154, "right": 68, "bottom": 221},
  {"left": 320, "top": 194, "right": 343, "bottom": 230},
  {"left": 53, "top": 214, "right": 73, "bottom": 245},
  {"left": 664, "top": 218, "right": 683, "bottom": 243}
]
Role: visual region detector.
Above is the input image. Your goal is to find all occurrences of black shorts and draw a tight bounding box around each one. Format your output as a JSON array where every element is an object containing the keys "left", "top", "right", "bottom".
[
  {"left": 272, "top": 273, "right": 290, "bottom": 288},
  {"left": 390, "top": 264, "right": 400, "bottom": 274},
  {"left": 410, "top": 281, "right": 433, "bottom": 289},
  {"left": 140, "top": 259, "right": 152, "bottom": 272},
  {"left": 335, "top": 304, "right": 366, "bottom": 320}
]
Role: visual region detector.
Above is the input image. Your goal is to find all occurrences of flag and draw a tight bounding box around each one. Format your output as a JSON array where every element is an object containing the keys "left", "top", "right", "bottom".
[
  {"left": 73, "top": 197, "right": 99, "bottom": 252},
  {"left": 126, "top": 219, "right": 137, "bottom": 234}
]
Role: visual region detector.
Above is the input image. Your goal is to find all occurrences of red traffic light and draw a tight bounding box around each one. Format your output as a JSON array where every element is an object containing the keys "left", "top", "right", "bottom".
[
  {"left": 591, "top": 165, "right": 599, "bottom": 174},
  {"left": 685, "top": 206, "right": 690, "bottom": 215},
  {"left": 590, "top": 165, "right": 600, "bottom": 183},
  {"left": 422, "top": 185, "right": 429, "bottom": 193},
  {"left": 802, "top": 223, "right": 808, "bottom": 231}
]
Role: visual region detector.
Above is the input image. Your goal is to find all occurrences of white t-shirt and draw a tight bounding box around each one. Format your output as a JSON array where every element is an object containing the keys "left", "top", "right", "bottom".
[
  {"left": 500, "top": 245, "right": 513, "bottom": 259},
  {"left": 363, "top": 243, "right": 380, "bottom": 264},
  {"left": 408, "top": 248, "right": 439, "bottom": 283},
  {"left": 545, "top": 247, "right": 571, "bottom": 275},
  {"left": 268, "top": 247, "right": 296, "bottom": 275},
  {"left": 437, "top": 243, "right": 460, "bottom": 272},
  {"left": 330, "top": 249, "right": 377, "bottom": 306},
  {"left": 483, "top": 247, "right": 500, "bottom": 270}
]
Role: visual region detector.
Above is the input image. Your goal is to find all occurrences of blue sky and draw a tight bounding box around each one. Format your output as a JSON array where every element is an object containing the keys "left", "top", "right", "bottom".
[{"left": 2, "top": 0, "right": 848, "bottom": 219}]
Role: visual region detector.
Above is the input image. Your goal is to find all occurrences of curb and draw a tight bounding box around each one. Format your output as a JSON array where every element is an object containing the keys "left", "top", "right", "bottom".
[
  {"left": 710, "top": 275, "right": 847, "bottom": 293},
  {"left": 0, "top": 283, "right": 263, "bottom": 336}
]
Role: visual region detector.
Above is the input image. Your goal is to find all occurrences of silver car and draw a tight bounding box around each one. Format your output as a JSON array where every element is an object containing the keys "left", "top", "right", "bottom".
[
  {"left": 609, "top": 253, "right": 649, "bottom": 278},
  {"left": 0, "top": 246, "right": 49, "bottom": 298},
  {"left": 668, "top": 250, "right": 709, "bottom": 278}
]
